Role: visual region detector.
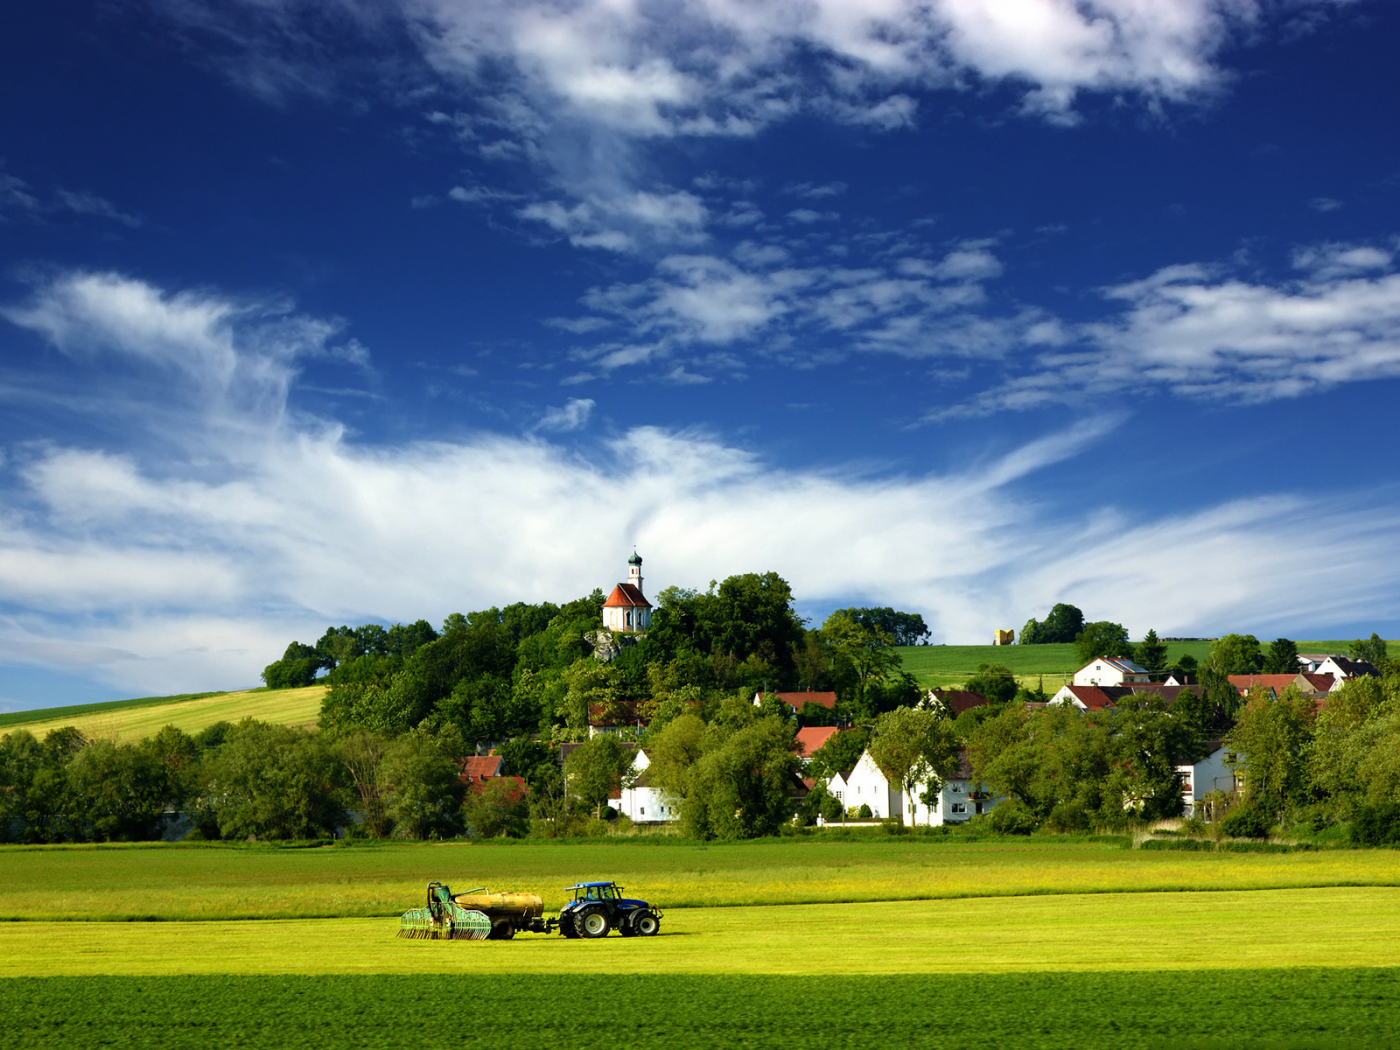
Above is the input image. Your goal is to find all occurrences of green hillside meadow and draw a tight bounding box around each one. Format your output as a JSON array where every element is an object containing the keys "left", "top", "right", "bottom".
[{"left": 2, "top": 838, "right": 1399, "bottom": 1048}]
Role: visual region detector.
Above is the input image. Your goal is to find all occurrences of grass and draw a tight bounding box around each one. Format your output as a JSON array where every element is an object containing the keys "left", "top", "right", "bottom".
[
  {"left": 0, "top": 685, "right": 327, "bottom": 743},
  {"left": 2, "top": 837, "right": 1399, "bottom": 922},
  {"left": 2, "top": 886, "right": 1399, "bottom": 977},
  {"left": 0, "top": 693, "right": 229, "bottom": 730},
  {"left": 5, "top": 971, "right": 1400, "bottom": 1050}
]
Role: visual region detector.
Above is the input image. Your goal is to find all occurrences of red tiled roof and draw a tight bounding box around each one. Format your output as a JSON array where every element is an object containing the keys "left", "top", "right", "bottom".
[
  {"left": 771, "top": 691, "right": 838, "bottom": 711},
  {"left": 467, "top": 774, "right": 528, "bottom": 798},
  {"left": 794, "top": 726, "right": 840, "bottom": 756},
  {"left": 460, "top": 755, "right": 504, "bottom": 782},
  {"left": 931, "top": 689, "right": 987, "bottom": 715},
  {"left": 1229, "top": 674, "right": 1333, "bottom": 697},
  {"left": 1300, "top": 673, "right": 1337, "bottom": 693},
  {"left": 602, "top": 583, "right": 651, "bottom": 608},
  {"left": 1063, "top": 685, "right": 1117, "bottom": 711}
]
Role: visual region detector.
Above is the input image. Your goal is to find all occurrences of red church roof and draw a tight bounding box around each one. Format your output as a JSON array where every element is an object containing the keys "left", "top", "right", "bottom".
[
  {"left": 794, "top": 726, "right": 840, "bottom": 756},
  {"left": 603, "top": 583, "right": 651, "bottom": 608}
]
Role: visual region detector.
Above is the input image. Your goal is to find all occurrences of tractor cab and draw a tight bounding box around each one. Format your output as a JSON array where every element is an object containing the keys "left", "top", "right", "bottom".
[
  {"left": 571, "top": 882, "right": 620, "bottom": 903},
  {"left": 558, "top": 881, "right": 662, "bottom": 939}
]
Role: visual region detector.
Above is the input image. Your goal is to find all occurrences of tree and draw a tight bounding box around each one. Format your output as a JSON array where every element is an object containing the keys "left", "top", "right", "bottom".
[
  {"left": 1135, "top": 629, "right": 1169, "bottom": 678},
  {"left": 963, "top": 664, "right": 1018, "bottom": 707},
  {"left": 1023, "top": 603, "right": 1085, "bottom": 644},
  {"left": 679, "top": 714, "right": 799, "bottom": 839},
  {"left": 806, "top": 728, "right": 870, "bottom": 784},
  {"left": 380, "top": 731, "right": 467, "bottom": 839},
  {"left": 791, "top": 632, "right": 830, "bottom": 691},
  {"left": 331, "top": 729, "right": 393, "bottom": 838},
  {"left": 821, "top": 613, "right": 901, "bottom": 716},
  {"left": 829, "top": 607, "right": 931, "bottom": 647},
  {"left": 867, "top": 707, "right": 961, "bottom": 826},
  {"left": 1263, "top": 638, "right": 1300, "bottom": 675},
  {"left": 563, "top": 734, "right": 632, "bottom": 819},
  {"left": 1074, "top": 622, "right": 1133, "bottom": 665},
  {"left": 194, "top": 720, "right": 348, "bottom": 840},
  {"left": 1225, "top": 685, "right": 1317, "bottom": 824},
  {"left": 1205, "top": 634, "right": 1263, "bottom": 676},
  {"left": 462, "top": 776, "right": 529, "bottom": 838},
  {"left": 261, "top": 641, "right": 321, "bottom": 689},
  {"left": 1350, "top": 633, "right": 1389, "bottom": 667}
]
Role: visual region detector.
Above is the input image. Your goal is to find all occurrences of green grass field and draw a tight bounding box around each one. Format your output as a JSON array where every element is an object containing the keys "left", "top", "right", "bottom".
[
  {"left": 3, "top": 886, "right": 1398, "bottom": 977},
  {"left": 894, "top": 639, "right": 1386, "bottom": 688},
  {"left": 4, "top": 838, "right": 1400, "bottom": 921},
  {"left": 5, "top": 971, "right": 1399, "bottom": 1050},
  {"left": 0, "top": 685, "right": 326, "bottom": 743},
  {"left": 3, "top": 839, "right": 1399, "bottom": 1048}
]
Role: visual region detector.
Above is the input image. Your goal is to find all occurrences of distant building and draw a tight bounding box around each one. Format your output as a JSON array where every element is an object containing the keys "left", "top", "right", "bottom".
[
  {"left": 602, "top": 552, "right": 652, "bottom": 634},
  {"left": 993, "top": 629, "right": 1015, "bottom": 646},
  {"left": 1072, "top": 656, "right": 1150, "bottom": 687},
  {"left": 753, "top": 691, "right": 838, "bottom": 715}
]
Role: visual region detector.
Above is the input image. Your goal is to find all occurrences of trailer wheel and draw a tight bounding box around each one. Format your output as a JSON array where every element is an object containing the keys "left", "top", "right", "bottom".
[
  {"left": 560, "top": 916, "right": 580, "bottom": 939},
  {"left": 577, "top": 907, "right": 610, "bottom": 939},
  {"left": 488, "top": 922, "right": 515, "bottom": 940},
  {"left": 632, "top": 911, "right": 660, "bottom": 937}
]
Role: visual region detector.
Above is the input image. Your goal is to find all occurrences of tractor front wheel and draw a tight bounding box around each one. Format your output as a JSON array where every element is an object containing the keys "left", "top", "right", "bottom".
[
  {"left": 632, "top": 910, "right": 660, "bottom": 936},
  {"left": 577, "top": 907, "right": 610, "bottom": 939}
]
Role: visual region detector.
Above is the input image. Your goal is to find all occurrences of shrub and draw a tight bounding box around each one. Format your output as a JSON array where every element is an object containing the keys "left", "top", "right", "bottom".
[
  {"left": 1046, "top": 802, "right": 1091, "bottom": 833},
  {"left": 1350, "top": 803, "right": 1400, "bottom": 847},
  {"left": 1219, "top": 807, "right": 1270, "bottom": 839},
  {"left": 1179, "top": 817, "right": 1207, "bottom": 838},
  {"left": 856, "top": 804, "right": 873, "bottom": 819},
  {"left": 989, "top": 799, "right": 1037, "bottom": 836}
]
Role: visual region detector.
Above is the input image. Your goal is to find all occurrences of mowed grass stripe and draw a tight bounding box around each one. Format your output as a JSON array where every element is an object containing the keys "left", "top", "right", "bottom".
[
  {"left": 5, "top": 887, "right": 1399, "bottom": 977},
  {"left": 0, "top": 685, "right": 326, "bottom": 743},
  {"left": 4, "top": 839, "right": 1400, "bottom": 921},
  {"left": 4, "top": 972, "right": 1400, "bottom": 1050}
]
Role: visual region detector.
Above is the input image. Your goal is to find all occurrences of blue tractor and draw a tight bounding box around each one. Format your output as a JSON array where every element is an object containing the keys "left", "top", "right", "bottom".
[{"left": 558, "top": 881, "right": 662, "bottom": 939}]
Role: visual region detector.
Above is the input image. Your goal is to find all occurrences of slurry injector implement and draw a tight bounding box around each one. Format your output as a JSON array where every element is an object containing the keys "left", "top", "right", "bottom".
[{"left": 398, "top": 880, "right": 662, "bottom": 940}]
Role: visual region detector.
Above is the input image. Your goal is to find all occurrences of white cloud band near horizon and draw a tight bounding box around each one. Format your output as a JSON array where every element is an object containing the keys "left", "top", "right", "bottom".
[{"left": 2, "top": 267, "right": 1399, "bottom": 699}]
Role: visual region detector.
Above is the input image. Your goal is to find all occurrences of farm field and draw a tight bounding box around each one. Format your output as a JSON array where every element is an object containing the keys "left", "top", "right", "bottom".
[
  {"left": 894, "top": 638, "right": 1381, "bottom": 688},
  {"left": 4, "top": 838, "right": 1400, "bottom": 921},
  {"left": 0, "top": 685, "right": 326, "bottom": 743},
  {"left": 3, "top": 886, "right": 1399, "bottom": 977},
  {"left": 5, "top": 971, "right": 1398, "bottom": 1050}
]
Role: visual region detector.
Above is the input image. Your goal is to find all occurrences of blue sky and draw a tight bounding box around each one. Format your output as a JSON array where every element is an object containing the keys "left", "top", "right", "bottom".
[{"left": 2, "top": 0, "right": 1399, "bottom": 708}]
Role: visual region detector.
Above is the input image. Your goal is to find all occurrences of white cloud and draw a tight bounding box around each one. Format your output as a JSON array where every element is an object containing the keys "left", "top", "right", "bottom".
[
  {"left": 3, "top": 269, "right": 1399, "bottom": 697},
  {"left": 945, "top": 240, "right": 1400, "bottom": 416},
  {"left": 535, "top": 397, "right": 596, "bottom": 432},
  {"left": 53, "top": 190, "right": 144, "bottom": 228}
]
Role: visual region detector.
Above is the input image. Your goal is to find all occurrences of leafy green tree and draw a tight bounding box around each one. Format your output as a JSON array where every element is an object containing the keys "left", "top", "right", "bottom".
[
  {"left": 1022, "top": 603, "right": 1085, "bottom": 645},
  {"left": 679, "top": 714, "right": 798, "bottom": 839},
  {"left": 1101, "top": 696, "right": 1192, "bottom": 820},
  {"left": 868, "top": 707, "right": 961, "bottom": 825},
  {"left": 195, "top": 720, "right": 348, "bottom": 840},
  {"left": 331, "top": 729, "right": 392, "bottom": 838},
  {"left": 1263, "top": 638, "right": 1300, "bottom": 675},
  {"left": 1074, "top": 622, "right": 1133, "bottom": 664},
  {"left": 563, "top": 734, "right": 632, "bottom": 819},
  {"left": 1225, "top": 686, "right": 1317, "bottom": 824},
  {"left": 1205, "top": 634, "right": 1263, "bottom": 676},
  {"left": 963, "top": 663, "right": 1018, "bottom": 707},
  {"left": 806, "top": 727, "right": 870, "bottom": 783},
  {"left": 64, "top": 739, "right": 172, "bottom": 842},
  {"left": 380, "top": 731, "right": 466, "bottom": 839},
  {"left": 790, "top": 632, "right": 831, "bottom": 691},
  {"left": 462, "top": 776, "right": 529, "bottom": 838},
  {"left": 1135, "top": 629, "right": 1169, "bottom": 677},
  {"left": 1350, "top": 633, "right": 1389, "bottom": 667},
  {"left": 261, "top": 641, "right": 321, "bottom": 689},
  {"left": 829, "top": 607, "right": 931, "bottom": 646},
  {"left": 821, "top": 613, "right": 901, "bottom": 717}
]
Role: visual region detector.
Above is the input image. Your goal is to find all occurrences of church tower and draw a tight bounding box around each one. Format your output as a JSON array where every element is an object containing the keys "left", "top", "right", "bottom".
[{"left": 602, "top": 551, "right": 652, "bottom": 634}]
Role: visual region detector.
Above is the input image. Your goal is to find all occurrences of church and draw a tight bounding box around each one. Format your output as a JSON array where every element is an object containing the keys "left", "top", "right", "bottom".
[{"left": 601, "top": 552, "right": 652, "bottom": 634}]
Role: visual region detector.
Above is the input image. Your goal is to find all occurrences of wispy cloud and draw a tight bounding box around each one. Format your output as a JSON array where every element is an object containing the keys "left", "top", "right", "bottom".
[{"left": 534, "top": 397, "right": 595, "bottom": 432}]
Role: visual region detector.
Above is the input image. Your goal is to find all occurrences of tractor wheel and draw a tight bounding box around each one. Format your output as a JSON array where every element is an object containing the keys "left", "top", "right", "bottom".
[
  {"left": 488, "top": 923, "right": 515, "bottom": 940},
  {"left": 577, "top": 906, "right": 610, "bottom": 939},
  {"left": 632, "top": 910, "right": 660, "bottom": 937}
]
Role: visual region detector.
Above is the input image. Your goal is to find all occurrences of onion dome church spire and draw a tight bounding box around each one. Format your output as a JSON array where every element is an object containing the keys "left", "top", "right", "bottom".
[{"left": 603, "top": 551, "right": 652, "bottom": 634}]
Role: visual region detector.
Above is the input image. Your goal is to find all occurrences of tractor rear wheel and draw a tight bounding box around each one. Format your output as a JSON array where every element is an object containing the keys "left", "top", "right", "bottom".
[
  {"left": 632, "top": 910, "right": 660, "bottom": 936},
  {"left": 577, "top": 906, "right": 610, "bottom": 939}
]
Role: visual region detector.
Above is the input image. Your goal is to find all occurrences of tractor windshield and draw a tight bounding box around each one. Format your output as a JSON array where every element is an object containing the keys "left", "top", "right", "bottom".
[{"left": 580, "top": 885, "right": 618, "bottom": 901}]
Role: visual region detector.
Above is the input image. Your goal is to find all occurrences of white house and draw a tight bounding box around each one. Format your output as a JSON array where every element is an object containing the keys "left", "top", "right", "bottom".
[
  {"left": 1176, "top": 743, "right": 1236, "bottom": 817},
  {"left": 825, "top": 749, "right": 1002, "bottom": 827},
  {"left": 609, "top": 750, "right": 678, "bottom": 824},
  {"left": 1314, "top": 655, "right": 1379, "bottom": 682},
  {"left": 601, "top": 552, "right": 652, "bottom": 634},
  {"left": 1073, "top": 656, "right": 1150, "bottom": 687}
]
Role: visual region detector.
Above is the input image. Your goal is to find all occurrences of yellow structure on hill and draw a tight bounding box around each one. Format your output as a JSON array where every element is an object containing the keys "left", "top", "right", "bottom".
[{"left": 993, "top": 629, "right": 1015, "bottom": 645}]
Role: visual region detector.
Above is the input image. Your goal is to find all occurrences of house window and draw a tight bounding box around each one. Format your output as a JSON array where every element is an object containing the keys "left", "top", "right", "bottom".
[
  {"left": 952, "top": 803, "right": 966, "bottom": 814},
  {"left": 640, "top": 807, "right": 645, "bottom": 815}
]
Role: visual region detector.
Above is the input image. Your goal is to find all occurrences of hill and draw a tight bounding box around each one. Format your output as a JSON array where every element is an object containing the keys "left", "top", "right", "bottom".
[
  {"left": 894, "top": 639, "right": 1376, "bottom": 689},
  {"left": 0, "top": 685, "right": 326, "bottom": 743}
]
